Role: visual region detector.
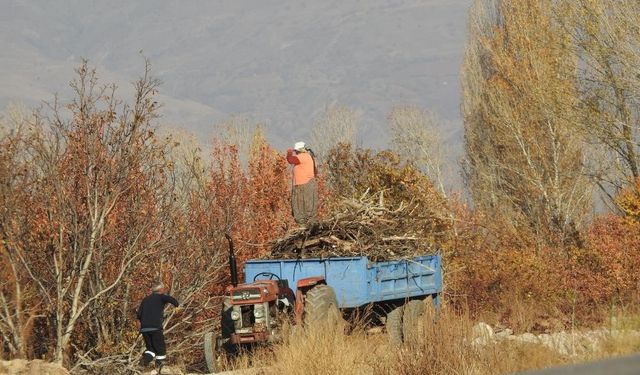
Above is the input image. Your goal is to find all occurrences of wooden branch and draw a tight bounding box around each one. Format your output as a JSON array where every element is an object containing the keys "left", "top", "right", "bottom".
[{"left": 382, "top": 236, "right": 419, "bottom": 241}]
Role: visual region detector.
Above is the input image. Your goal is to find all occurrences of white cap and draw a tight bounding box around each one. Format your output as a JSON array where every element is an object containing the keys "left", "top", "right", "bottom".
[{"left": 294, "top": 141, "right": 306, "bottom": 151}]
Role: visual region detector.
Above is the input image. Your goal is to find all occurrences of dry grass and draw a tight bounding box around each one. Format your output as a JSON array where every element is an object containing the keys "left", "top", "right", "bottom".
[
  {"left": 223, "top": 307, "right": 640, "bottom": 375},
  {"left": 374, "top": 309, "right": 567, "bottom": 375},
  {"left": 600, "top": 311, "right": 640, "bottom": 356},
  {"left": 226, "top": 319, "right": 381, "bottom": 375},
  {"left": 266, "top": 321, "right": 376, "bottom": 375}
]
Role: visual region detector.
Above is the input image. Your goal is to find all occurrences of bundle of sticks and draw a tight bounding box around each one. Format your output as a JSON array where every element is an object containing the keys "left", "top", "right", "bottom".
[{"left": 265, "top": 191, "right": 439, "bottom": 261}]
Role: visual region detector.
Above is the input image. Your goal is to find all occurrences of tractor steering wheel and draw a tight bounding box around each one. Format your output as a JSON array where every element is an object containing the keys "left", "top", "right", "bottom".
[{"left": 253, "top": 272, "right": 281, "bottom": 282}]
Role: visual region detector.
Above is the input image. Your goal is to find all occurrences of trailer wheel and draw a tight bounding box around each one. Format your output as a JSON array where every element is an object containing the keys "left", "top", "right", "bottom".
[
  {"left": 402, "top": 299, "right": 431, "bottom": 346},
  {"left": 386, "top": 305, "right": 404, "bottom": 346},
  {"left": 303, "top": 284, "right": 342, "bottom": 325}
]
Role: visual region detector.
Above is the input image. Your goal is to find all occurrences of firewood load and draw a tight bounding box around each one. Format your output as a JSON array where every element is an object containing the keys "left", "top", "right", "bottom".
[{"left": 266, "top": 191, "right": 444, "bottom": 261}]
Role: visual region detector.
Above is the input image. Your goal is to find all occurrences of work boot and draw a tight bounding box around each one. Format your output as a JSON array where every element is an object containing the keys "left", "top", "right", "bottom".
[{"left": 139, "top": 352, "right": 154, "bottom": 367}]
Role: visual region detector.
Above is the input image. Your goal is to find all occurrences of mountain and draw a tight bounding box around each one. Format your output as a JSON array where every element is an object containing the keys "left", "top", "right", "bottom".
[{"left": 0, "top": 0, "right": 471, "bottom": 186}]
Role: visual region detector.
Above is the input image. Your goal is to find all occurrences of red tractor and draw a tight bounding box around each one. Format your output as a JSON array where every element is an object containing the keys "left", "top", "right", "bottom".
[{"left": 204, "top": 235, "right": 341, "bottom": 372}]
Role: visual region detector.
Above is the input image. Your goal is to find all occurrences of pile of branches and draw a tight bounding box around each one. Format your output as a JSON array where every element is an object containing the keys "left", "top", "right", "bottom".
[{"left": 266, "top": 191, "right": 440, "bottom": 261}]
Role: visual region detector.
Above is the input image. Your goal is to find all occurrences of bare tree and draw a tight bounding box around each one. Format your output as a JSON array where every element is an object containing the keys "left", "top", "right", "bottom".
[
  {"left": 214, "top": 116, "right": 261, "bottom": 170},
  {"left": 388, "top": 105, "right": 447, "bottom": 197},
  {"left": 559, "top": 0, "right": 640, "bottom": 200},
  {"left": 462, "top": 0, "right": 592, "bottom": 246},
  {"left": 311, "top": 105, "right": 359, "bottom": 163}
]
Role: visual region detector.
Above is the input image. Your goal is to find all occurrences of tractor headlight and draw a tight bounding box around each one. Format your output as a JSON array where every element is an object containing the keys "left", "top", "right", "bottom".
[
  {"left": 254, "top": 304, "right": 265, "bottom": 318},
  {"left": 231, "top": 310, "right": 241, "bottom": 320}
]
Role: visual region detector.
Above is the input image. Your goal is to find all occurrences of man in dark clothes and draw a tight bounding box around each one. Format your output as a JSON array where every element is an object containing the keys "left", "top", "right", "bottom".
[{"left": 137, "top": 282, "right": 179, "bottom": 370}]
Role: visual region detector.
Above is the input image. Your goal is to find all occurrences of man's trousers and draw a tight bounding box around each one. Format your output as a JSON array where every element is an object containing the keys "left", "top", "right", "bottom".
[{"left": 141, "top": 330, "right": 167, "bottom": 365}]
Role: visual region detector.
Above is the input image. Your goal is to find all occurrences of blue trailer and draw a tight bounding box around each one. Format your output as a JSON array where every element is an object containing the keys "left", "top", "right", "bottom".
[
  {"left": 243, "top": 253, "right": 442, "bottom": 347},
  {"left": 244, "top": 254, "right": 442, "bottom": 309}
]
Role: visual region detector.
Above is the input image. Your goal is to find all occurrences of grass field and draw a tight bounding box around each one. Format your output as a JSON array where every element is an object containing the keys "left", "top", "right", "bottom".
[{"left": 222, "top": 306, "right": 640, "bottom": 375}]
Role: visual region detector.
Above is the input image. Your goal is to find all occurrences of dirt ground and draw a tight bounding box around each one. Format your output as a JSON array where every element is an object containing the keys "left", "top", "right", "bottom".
[{"left": 0, "top": 359, "right": 69, "bottom": 375}]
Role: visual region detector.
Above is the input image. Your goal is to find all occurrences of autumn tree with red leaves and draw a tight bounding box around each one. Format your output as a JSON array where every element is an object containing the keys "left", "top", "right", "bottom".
[{"left": 0, "top": 62, "right": 229, "bottom": 368}]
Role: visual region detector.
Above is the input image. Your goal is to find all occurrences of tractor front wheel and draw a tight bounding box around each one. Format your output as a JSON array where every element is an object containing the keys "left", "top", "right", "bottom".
[
  {"left": 204, "top": 332, "right": 223, "bottom": 373},
  {"left": 204, "top": 331, "right": 227, "bottom": 373}
]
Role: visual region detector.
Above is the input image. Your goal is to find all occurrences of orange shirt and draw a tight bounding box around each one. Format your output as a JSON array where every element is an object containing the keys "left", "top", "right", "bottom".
[{"left": 287, "top": 151, "right": 315, "bottom": 185}]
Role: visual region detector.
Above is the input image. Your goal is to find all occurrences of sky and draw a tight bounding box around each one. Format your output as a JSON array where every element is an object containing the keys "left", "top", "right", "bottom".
[{"left": 0, "top": 0, "right": 472, "bottom": 187}]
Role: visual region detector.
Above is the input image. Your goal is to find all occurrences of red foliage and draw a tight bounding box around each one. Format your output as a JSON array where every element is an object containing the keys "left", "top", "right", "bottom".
[
  {"left": 187, "top": 134, "right": 293, "bottom": 293},
  {"left": 446, "top": 195, "right": 640, "bottom": 329},
  {"left": 586, "top": 215, "right": 640, "bottom": 299}
]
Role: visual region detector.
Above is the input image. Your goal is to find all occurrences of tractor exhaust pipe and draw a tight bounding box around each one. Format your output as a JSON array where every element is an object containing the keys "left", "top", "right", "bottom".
[{"left": 225, "top": 232, "right": 239, "bottom": 287}]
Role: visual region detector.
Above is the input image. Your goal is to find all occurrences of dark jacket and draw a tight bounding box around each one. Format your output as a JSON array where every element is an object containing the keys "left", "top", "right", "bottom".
[{"left": 137, "top": 292, "right": 179, "bottom": 331}]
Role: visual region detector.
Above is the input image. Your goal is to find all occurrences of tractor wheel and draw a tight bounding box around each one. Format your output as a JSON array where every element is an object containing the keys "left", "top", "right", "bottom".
[
  {"left": 402, "top": 299, "right": 430, "bottom": 346},
  {"left": 204, "top": 298, "right": 236, "bottom": 373},
  {"left": 386, "top": 305, "right": 404, "bottom": 346},
  {"left": 303, "top": 284, "right": 342, "bottom": 325},
  {"left": 204, "top": 331, "right": 227, "bottom": 373}
]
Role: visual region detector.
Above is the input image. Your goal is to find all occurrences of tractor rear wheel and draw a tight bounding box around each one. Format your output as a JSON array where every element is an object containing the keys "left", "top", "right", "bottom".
[
  {"left": 386, "top": 305, "right": 404, "bottom": 346},
  {"left": 303, "top": 284, "right": 342, "bottom": 325},
  {"left": 402, "top": 299, "right": 430, "bottom": 346}
]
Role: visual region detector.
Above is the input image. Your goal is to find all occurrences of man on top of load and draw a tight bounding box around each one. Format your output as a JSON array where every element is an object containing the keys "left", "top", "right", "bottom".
[{"left": 286, "top": 141, "right": 318, "bottom": 226}]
